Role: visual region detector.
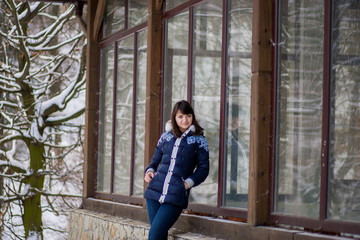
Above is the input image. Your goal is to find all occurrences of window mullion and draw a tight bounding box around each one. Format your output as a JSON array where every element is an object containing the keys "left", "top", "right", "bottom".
[{"left": 319, "top": 0, "right": 331, "bottom": 221}]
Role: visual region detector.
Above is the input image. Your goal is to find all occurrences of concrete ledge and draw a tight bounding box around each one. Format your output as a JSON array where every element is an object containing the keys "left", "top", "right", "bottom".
[{"left": 68, "top": 208, "right": 355, "bottom": 240}]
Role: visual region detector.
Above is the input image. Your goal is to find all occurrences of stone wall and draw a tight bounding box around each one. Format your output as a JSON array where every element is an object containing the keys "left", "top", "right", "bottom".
[
  {"left": 68, "top": 208, "right": 355, "bottom": 240},
  {"left": 68, "top": 209, "right": 149, "bottom": 240},
  {"left": 68, "top": 209, "right": 216, "bottom": 240}
]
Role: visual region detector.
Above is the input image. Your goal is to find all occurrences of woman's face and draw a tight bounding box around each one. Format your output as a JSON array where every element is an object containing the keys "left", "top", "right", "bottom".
[{"left": 175, "top": 110, "right": 193, "bottom": 132}]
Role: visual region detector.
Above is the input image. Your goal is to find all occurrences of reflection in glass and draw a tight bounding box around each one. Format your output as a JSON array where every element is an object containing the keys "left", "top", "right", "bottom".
[
  {"left": 128, "top": 0, "right": 148, "bottom": 28},
  {"left": 223, "top": 0, "right": 252, "bottom": 209},
  {"left": 191, "top": 0, "right": 223, "bottom": 206},
  {"left": 163, "top": 13, "right": 189, "bottom": 123},
  {"left": 274, "top": 0, "right": 324, "bottom": 218},
  {"left": 113, "top": 36, "right": 134, "bottom": 194},
  {"left": 103, "top": 0, "right": 125, "bottom": 37},
  {"left": 328, "top": 2, "right": 360, "bottom": 222},
  {"left": 133, "top": 29, "right": 147, "bottom": 197},
  {"left": 97, "top": 45, "right": 115, "bottom": 192},
  {"left": 165, "top": 0, "right": 185, "bottom": 11}
]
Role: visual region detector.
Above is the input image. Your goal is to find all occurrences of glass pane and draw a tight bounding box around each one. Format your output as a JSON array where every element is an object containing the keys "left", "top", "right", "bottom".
[
  {"left": 163, "top": 13, "right": 189, "bottom": 124},
  {"left": 191, "top": 0, "right": 223, "bottom": 206},
  {"left": 223, "top": 0, "right": 252, "bottom": 209},
  {"left": 274, "top": 0, "right": 324, "bottom": 218},
  {"left": 328, "top": 1, "right": 360, "bottom": 222},
  {"left": 97, "top": 45, "right": 115, "bottom": 192},
  {"left": 133, "top": 29, "right": 147, "bottom": 197},
  {"left": 165, "top": 0, "right": 185, "bottom": 11},
  {"left": 113, "top": 36, "right": 134, "bottom": 194},
  {"left": 128, "top": 0, "right": 148, "bottom": 28},
  {"left": 103, "top": 0, "right": 125, "bottom": 37}
]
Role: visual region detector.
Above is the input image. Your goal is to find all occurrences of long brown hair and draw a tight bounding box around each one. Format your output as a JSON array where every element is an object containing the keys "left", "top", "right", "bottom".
[{"left": 171, "top": 100, "right": 203, "bottom": 138}]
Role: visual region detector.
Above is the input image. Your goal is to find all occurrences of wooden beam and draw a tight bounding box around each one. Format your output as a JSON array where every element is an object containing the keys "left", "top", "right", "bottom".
[
  {"left": 155, "top": 0, "right": 164, "bottom": 12},
  {"left": 93, "top": 0, "right": 106, "bottom": 41},
  {"left": 83, "top": 0, "right": 99, "bottom": 198},
  {"left": 248, "top": 0, "right": 273, "bottom": 226},
  {"left": 143, "top": 0, "right": 164, "bottom": 190}
]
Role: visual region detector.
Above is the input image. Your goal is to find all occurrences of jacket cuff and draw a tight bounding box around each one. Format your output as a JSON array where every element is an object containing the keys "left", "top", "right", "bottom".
[
  {"left": 145, "top": 168, "right": 155, "bottom": 174},
  {"left": 185, "top": 178, "right": 194, "bottom": 188}
]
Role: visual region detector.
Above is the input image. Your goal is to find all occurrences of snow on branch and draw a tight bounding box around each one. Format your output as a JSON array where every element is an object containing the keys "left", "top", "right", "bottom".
[
  {"left": 0, "top": 29, "right": 20, "bottom": 51},
  {"left": 0, "top": 133, "right": 24, "bottom": 146},
  {"left": 29, "top": 33, "right": 84, "bottom": 52},
  {"left": 35, "top": 42, "right": 86, "bottom": 119},
  {"left": 0, "top": 101, "right": 18, "bottom": 109},
  {"left": 36, "top": 74, "right": 85, "bottom": 118},
  {"left": 26, "top": 5, "right": 75, "bottom": 48},
  {"left": 6, "top": 0, "right": 31, "bottom": 66},
  {"left": 0, "top": 159, "right": 27, "bottom": 174},
  {"left": 0, "top": 76, "right": 21, "bottom": 89},
  {"left": 0, "top": 194, "right": 25, "bottom": 203},
  {"left": 46, "top": 107, "right": 85, "bottom": 126},
  {"left": 17, "top": 2, "right": 43, "bottom": 21}
]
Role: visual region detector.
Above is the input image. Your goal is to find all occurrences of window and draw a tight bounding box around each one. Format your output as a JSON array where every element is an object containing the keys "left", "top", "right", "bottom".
[
  {"left": 96, "top": 0, "right": 147, "bottom": 202},
  {"left": 165, "top": 0, "right": 187, "bottom": 11},
  {"left": 113, "top": 35, "right": 134, "bottom": 195},
  {"left": 133, "top": 30, "right": 148, "bottom": 197},
  {"left": 163, "top": 12, "right": 189, "bottom": 126},
  {"left": 274, "top": 0, "right": 324, "bottom": 218},
  {"left": 162, "top": 0, "right": 252, "bottom": 214},
  {"left": 223, "top": 0, "right": 252, "bottom": 209},
  {"left": 272, "top": 0, "right": 360, "bottom": 234},
  {"left": 102, "top": 0, "right": 148, "bottom": 38},
  {"left": 96, "top": 29, "right": 147, "bottom": 201},
  {"left": 328, "top": 0, "right": 360, "bottom": 222},
  {"left": 128, "top": 0, "right": 148, "bottom": 28},
  {"left": 103, "top": 0, "right": 125, "bottom": 37},
  {"left": 191, "top": 0, "right": 223, "bottom": 207},
  {"left": 97, "top": 45, "right": 115, "bottom": 193}
]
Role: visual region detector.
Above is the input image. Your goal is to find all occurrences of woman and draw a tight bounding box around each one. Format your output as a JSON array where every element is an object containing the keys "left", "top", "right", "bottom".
[{"left": 144, "top": 100, "right": 210, "bottom": 240}]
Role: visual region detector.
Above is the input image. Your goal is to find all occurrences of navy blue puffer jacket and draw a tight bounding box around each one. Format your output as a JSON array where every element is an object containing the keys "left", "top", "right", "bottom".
[{"left": 144, "top": 126, "right": 209, "bottom": 209}]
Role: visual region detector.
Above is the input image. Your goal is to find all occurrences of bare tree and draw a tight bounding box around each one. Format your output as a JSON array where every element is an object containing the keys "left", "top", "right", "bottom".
[{"left": 0, "top": 0, "right": 86, "bottom": 239}]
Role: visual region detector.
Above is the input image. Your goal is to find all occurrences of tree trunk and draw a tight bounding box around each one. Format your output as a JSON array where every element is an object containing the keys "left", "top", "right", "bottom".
[{"left": 23, "top": 141, "right": 46, "bottom": 239}]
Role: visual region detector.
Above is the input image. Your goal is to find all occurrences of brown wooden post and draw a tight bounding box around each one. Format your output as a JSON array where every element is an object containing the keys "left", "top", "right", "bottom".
[
  {"left": 83, "top": 0, "right": 99, "bottom": 198},
  {"left": 144, "top": 0, "right": 164, "bottom": 185},
  {"left": 248, "top": 0, "right": 273, "bottom": 226}
]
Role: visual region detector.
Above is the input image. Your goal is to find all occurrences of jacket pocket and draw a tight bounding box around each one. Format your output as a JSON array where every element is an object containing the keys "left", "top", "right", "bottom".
[{"left": 181, "top": 177, "right": 188, "bottom": 197}]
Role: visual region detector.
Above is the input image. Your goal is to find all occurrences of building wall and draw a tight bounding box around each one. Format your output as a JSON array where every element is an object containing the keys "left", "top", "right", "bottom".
[{"left": 81, "top": 0, "right": 360, "bottom": 238}]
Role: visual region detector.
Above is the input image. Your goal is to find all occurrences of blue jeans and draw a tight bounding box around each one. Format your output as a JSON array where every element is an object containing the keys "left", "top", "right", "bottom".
[{"left": 146, "top": 199, "right": 183, "bottom": 240}]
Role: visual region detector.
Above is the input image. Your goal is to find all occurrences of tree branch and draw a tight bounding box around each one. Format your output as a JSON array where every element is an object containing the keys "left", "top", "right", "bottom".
[{"left": 45, "top": 107, "right": 85, "bottom": 127}]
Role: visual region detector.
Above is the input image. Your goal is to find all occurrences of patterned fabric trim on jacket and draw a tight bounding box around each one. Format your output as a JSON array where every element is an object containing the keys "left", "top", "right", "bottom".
[{"left": 144, "top": 125, "right": 209, "bottom": 209}]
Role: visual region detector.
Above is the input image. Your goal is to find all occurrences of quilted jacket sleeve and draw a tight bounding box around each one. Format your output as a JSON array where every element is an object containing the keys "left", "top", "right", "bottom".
[{"left": 186, "top": 135, "right": 209, "bottom": 188}]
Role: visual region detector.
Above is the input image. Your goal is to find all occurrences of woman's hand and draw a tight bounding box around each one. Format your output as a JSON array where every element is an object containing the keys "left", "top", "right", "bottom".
[
  {"left": 144, "top": 171, "right": 154, "bottom": 183},
  {"left": 184, "top": 181, "right": 190, "bottom": 190}
]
